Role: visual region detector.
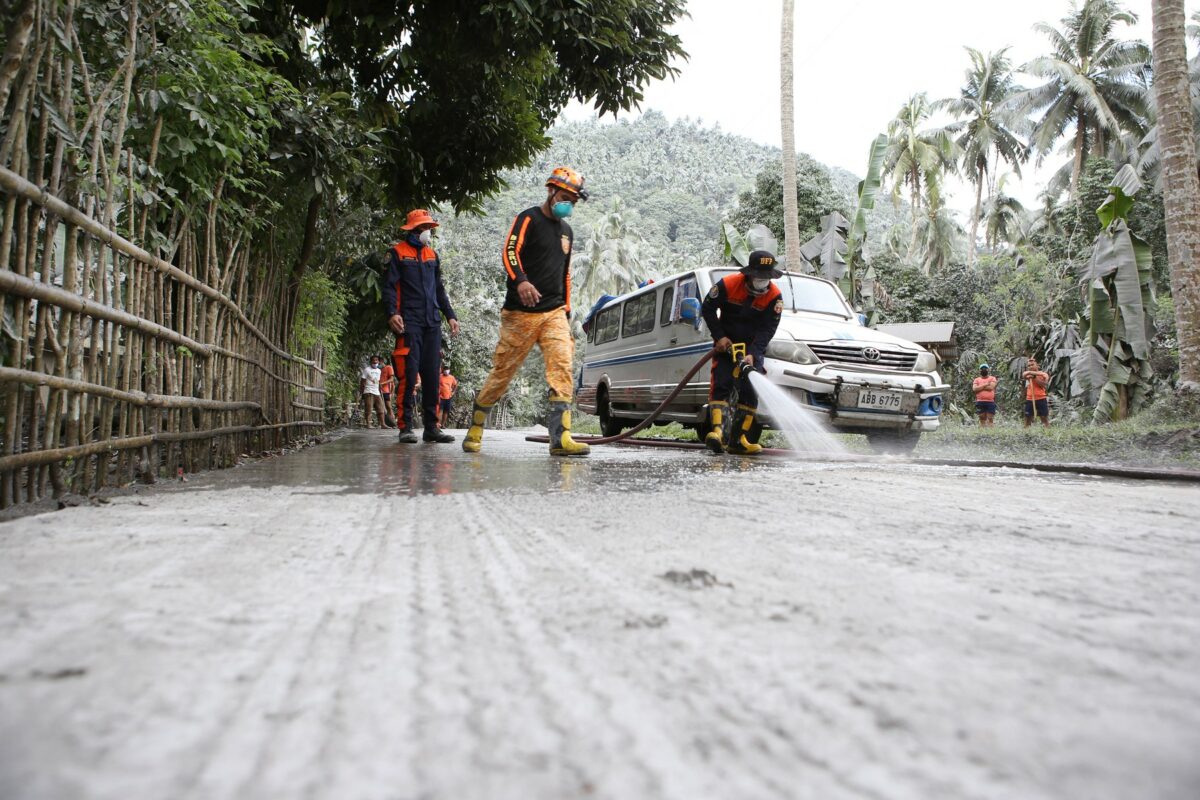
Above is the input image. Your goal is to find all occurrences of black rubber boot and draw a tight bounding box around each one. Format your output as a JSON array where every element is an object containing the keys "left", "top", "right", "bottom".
[
  {"left": 397, "top": 429, "right": 419, "bottom": 444},
  {"left": 725, "top": 406, "right": 763, "bottom": 455},
  {"left": 548, "top": 398, "right": 590, "bottom": 457},
  {"left": 704, "top": 402, "right": 727, "bottom": 454},
  {"left": 462, "top": 400, "right": 491, "bottom": 453},
  {"left": 423, "top": 427, "right": 455, "bottom": 443}
]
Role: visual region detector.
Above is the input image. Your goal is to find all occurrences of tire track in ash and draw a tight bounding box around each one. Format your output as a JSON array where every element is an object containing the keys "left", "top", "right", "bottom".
[
  {"left": 463, "top": 492, "right": 708, "bottom": 800},
  {"left": 311, "top": 501, "right": 420, "bottom": 798},
  {"left": 403, "top": 496, "right": 498, "bottom": 799},
  {"left": 239, "top": 498, "right": 397, "bottom": 798},
  {"left": 175, "top": 497, "right": 385, "bottom": 799},
  {"left": 404, "top": 491, "right": 600, "bottom": 799},
  {"left": 482, "top": 493, "right": 899, "bottom": 800},
  {"left": 298, "top": 499, "right": 407, "bottom": 800}
]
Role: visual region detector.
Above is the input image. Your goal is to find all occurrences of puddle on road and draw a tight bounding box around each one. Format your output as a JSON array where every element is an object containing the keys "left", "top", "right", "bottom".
[
  {"left": 181, "top": 429, "right": 798, "bottom": 498},
  {"left": 176, "top": 429, "right": 1105, "bottom": 499}
]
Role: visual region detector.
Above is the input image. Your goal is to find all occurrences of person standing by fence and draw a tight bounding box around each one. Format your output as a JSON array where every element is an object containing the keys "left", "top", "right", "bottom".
[
  {"left": 438, "top": 366, "right": 459, "bottom": 426},
  {"left": 379, "top": 360, "right": 397, "bottom": 428},
  {"left": 384, "top": 209, "right": 460, "bottom": 444},
  {"left": 359, "top": 356, "right": 388, "bottom": 429}
]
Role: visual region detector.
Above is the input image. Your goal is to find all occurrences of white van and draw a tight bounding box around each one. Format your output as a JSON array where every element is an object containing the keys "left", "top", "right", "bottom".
[{"left": 576, "top": 267, "right": 947, "bottom": 452}]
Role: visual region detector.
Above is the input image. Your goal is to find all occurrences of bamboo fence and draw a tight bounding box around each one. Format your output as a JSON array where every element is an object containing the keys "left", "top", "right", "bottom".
[{"left": 0, "top": 0, "right": 327, "bottom": 507}]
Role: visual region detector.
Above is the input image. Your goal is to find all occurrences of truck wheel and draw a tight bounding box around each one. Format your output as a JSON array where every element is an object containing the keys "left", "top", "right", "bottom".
[
  {"left": 598, "top": 388, "right": 624, "bottom": 437},
  {"left": 865, "top": 429, "right": 920, "bottom": 455}
]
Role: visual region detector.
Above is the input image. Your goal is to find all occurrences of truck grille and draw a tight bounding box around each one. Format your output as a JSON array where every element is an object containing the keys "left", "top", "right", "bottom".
[{"left": 810, "top": 343, "right": 918, "bottom": 370}]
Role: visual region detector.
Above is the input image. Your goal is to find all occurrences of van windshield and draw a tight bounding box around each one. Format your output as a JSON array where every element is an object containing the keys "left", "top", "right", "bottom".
[{"left": 712, "top": 270, "right": 850, "bottom": 318}]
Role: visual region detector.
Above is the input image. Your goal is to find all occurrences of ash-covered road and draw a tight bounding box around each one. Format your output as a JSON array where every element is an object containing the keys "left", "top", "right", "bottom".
[{"left": 2, "top": 429, "right": 1199, "bottom": 800}]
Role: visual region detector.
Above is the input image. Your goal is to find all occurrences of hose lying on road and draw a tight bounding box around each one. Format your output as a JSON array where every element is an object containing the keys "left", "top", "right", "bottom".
[{"left": 526, "top": 348, "right": 716, "bottom": 447}]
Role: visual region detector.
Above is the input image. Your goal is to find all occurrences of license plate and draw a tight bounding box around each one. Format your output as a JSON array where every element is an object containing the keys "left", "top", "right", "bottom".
[{"left": 839, "top": 387, "right": 910, "bottom": 411}]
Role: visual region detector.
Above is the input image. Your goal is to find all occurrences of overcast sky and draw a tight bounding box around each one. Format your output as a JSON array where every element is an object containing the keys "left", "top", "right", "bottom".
[{"left": 562, "top": 0, "right": 1195, "bottom": 213}]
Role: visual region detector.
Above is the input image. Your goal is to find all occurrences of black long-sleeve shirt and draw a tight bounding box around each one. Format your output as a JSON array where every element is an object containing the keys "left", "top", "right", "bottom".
[
  {"left": 502, "top": 206, "right": 573, "bottom": 313},
  {"left": 701, "top": 273, "right": 783, "bottom": 361}
]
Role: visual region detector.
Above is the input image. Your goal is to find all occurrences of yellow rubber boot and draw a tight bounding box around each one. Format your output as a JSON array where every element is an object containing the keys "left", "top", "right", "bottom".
[
  {"left": 726, "top": 406, "right": 763, "bottom": 455},
  {"left": 548, "top": 398, "right": 590, "bottom": 457},
  {"left": 461, "top": 400, "right": 490, "bottom": 453},
  {"left": 704, "top": 401, "right": 726, "bottom": 454}
]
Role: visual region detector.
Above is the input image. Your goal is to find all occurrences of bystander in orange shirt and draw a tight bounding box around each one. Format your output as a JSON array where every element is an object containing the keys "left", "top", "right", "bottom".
[
  {"left": 439, "top": 371, "right": 459, "bottom": 400},
  {"left": 972, "top": 375, "right": 996, "bottom": 402}
]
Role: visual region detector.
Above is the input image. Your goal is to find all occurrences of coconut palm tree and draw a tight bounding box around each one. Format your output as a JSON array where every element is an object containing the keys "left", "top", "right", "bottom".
[
  {"left": 941, "top": 48, "right": 1030, "bottom": 268},
  {"left": 1151, "top": 0, "right": 1200, "bottom": 390},
  {"left": 982, "top": 174, "right": 1029, "bottom": 250},
  {"left": 1137, "top": 10, "right": 1200, "bottom": 189},
  {"left": 882, "top": 93, "right": 958, "bottom": 264},
  {"left": 780, "top": 0, "right": 801, "bottom": 269},
  {"left": 913, "top": 202, "right": 963, "bottom": 275},
  {"left": 1016, "top": 0, "right": 1152, "bottom": 195},
  {"left": 570, "top": 197, "right": 645, "bottom": 310}
]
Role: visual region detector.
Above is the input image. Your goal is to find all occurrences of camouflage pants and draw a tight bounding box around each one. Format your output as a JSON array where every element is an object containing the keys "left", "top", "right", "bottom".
[{"left": 477, "top": 309, "right": 574, "bottom": 404}]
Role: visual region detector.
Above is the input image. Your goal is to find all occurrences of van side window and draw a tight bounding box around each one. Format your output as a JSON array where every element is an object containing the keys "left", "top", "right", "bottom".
[
  {"left": 660, "top": 286, "right": 675, "bottom": 326},
  {"left": 595, "top": 305, "right": 620, "bottom": 344},
  {"left": 621, "top": 292, "right": 655, "bottom": 338}
]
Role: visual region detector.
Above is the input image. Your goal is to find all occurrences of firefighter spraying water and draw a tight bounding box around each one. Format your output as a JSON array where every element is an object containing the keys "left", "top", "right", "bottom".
[{"left": 700, "top": 250, "right": 783, "bottom": 455}]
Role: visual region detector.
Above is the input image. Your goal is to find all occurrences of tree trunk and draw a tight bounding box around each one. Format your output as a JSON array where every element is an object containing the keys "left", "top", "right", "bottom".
[
  {"left": 1152, "top": 0, "right": 1200, "bottom": 391},
  {"left": 1070, "top": 111, "right": 1087, "bottom": 193},
  {"left": 908, "top": 179, "right": 921, "bottom": 267},
  {"left": 968, "top": 164, "right": 983, "bottom": 269},
  {"left": 0, "top": 0, "right": 36, "bottom": 116},
  {"left": 779, "top": 0, "right": 800, "bottom": 270},
  {"left": 283, "top": 191, "right": 323, "bottom": 341}
]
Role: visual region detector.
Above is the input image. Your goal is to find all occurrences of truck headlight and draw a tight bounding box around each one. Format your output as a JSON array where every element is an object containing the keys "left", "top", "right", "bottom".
[
  {"left": 766, "top": 340, "right": 820, "bottom": 365},
  {"left": 913, "top": 352, "right": 937, "bottom": 373}
]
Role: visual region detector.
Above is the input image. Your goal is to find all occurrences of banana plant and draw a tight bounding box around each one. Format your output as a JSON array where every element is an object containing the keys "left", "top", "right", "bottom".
[
  {"left": 720, "top": 223, "right": 779, "bottom": 267},
  {"left": 797, "top": 134, "right": 891, "bottom": 323},
  {"left": 1073, "top": 164, "right": 1156, "bottom": 422}
]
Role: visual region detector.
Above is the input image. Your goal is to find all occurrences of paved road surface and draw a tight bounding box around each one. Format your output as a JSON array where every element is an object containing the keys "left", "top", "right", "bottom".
[{"left": 2, "top": 429, "right": 1199, "bottom": 800}]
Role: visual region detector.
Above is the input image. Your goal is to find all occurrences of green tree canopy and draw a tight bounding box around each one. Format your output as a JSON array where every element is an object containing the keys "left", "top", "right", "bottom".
[{"left": 269, "top": 0, "right": 688, "bottom": 212}]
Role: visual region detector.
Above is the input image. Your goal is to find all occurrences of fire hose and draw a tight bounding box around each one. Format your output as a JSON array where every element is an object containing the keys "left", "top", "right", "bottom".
[{"left": 526, "top": 348, "right": 717, "bottom": 446}]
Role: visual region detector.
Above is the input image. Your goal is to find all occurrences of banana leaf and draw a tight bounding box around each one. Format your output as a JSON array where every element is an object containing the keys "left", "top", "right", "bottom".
[
  {"left": 799, "top": 212, "right": 849, "bottom": 282},
  {"left": 1070, "top": 344, "right": 1108, "bottom": 404},
  {"left": 1087, "top": 279, "right": 1115, "bottom": 339},
  {"left": 846, "top": 134, "right": 887, "bottom": 263},
  {"left": 1096, "top": 164, "right": 1141, "bottom": 229},
  {"left": 720, "top": 223, "right": 749, "bottom": 267},
  {"left": 745, "top": 224, "right": 779, "bottom": 257}
]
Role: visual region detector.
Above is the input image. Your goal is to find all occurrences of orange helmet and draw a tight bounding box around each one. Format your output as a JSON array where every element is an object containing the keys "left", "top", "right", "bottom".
[{"left": 545, "top": 166, "right": 589, "bottom": 201}]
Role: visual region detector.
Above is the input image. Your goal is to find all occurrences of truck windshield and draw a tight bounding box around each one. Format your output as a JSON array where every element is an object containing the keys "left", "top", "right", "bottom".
[{"left": 712, "top": 270, "right": 850, "bottom": 318}]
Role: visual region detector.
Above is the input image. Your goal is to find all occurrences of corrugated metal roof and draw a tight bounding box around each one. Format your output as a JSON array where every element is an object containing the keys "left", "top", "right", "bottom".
[{"left": 875, "top": 322, "right": 956, "bottom": 344}]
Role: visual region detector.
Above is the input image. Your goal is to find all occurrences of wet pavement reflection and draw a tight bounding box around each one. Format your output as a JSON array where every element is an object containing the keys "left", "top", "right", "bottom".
[{"left": 182, "top": 429, "right": 785, "bottom": 497}]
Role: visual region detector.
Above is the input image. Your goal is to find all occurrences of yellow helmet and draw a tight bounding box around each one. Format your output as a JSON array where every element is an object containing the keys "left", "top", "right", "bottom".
[{"left": 545, "top": 166, "right": 589, "bottom": 201}]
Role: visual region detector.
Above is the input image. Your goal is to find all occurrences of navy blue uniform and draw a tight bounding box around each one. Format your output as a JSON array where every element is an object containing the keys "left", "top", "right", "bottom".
[
  {"left": 701, "top": 273, "right": 783, "bottom": 409},
  {"left": 383, "top": 236, "right": 457, "bottom": 431}
]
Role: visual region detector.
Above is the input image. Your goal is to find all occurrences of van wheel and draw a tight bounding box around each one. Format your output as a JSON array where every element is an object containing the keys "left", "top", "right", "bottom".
[
  {"left": 597, "top": 388, "right": 624, "bottom": 437},
  {"left": 865, "top": 429, "right": 920, "bottom": 455}
]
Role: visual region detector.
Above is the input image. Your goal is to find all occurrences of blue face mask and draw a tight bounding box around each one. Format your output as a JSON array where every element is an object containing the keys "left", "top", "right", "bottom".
[{"left": 551, "top": 201, "right": 574, "bottom": 219}]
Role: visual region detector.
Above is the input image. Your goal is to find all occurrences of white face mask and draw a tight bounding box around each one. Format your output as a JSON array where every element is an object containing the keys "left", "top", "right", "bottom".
[
  {"left": 418, "top": 229, "right": 433, "bottom": 246},
  {"left": 751, "top": 278, "right": 770, "bottom": 291}
]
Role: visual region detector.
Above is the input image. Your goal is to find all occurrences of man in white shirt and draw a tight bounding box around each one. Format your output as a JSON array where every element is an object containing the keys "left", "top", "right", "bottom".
[{"left": 359, "top": 355, "right": 389, "bottom": 429}]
